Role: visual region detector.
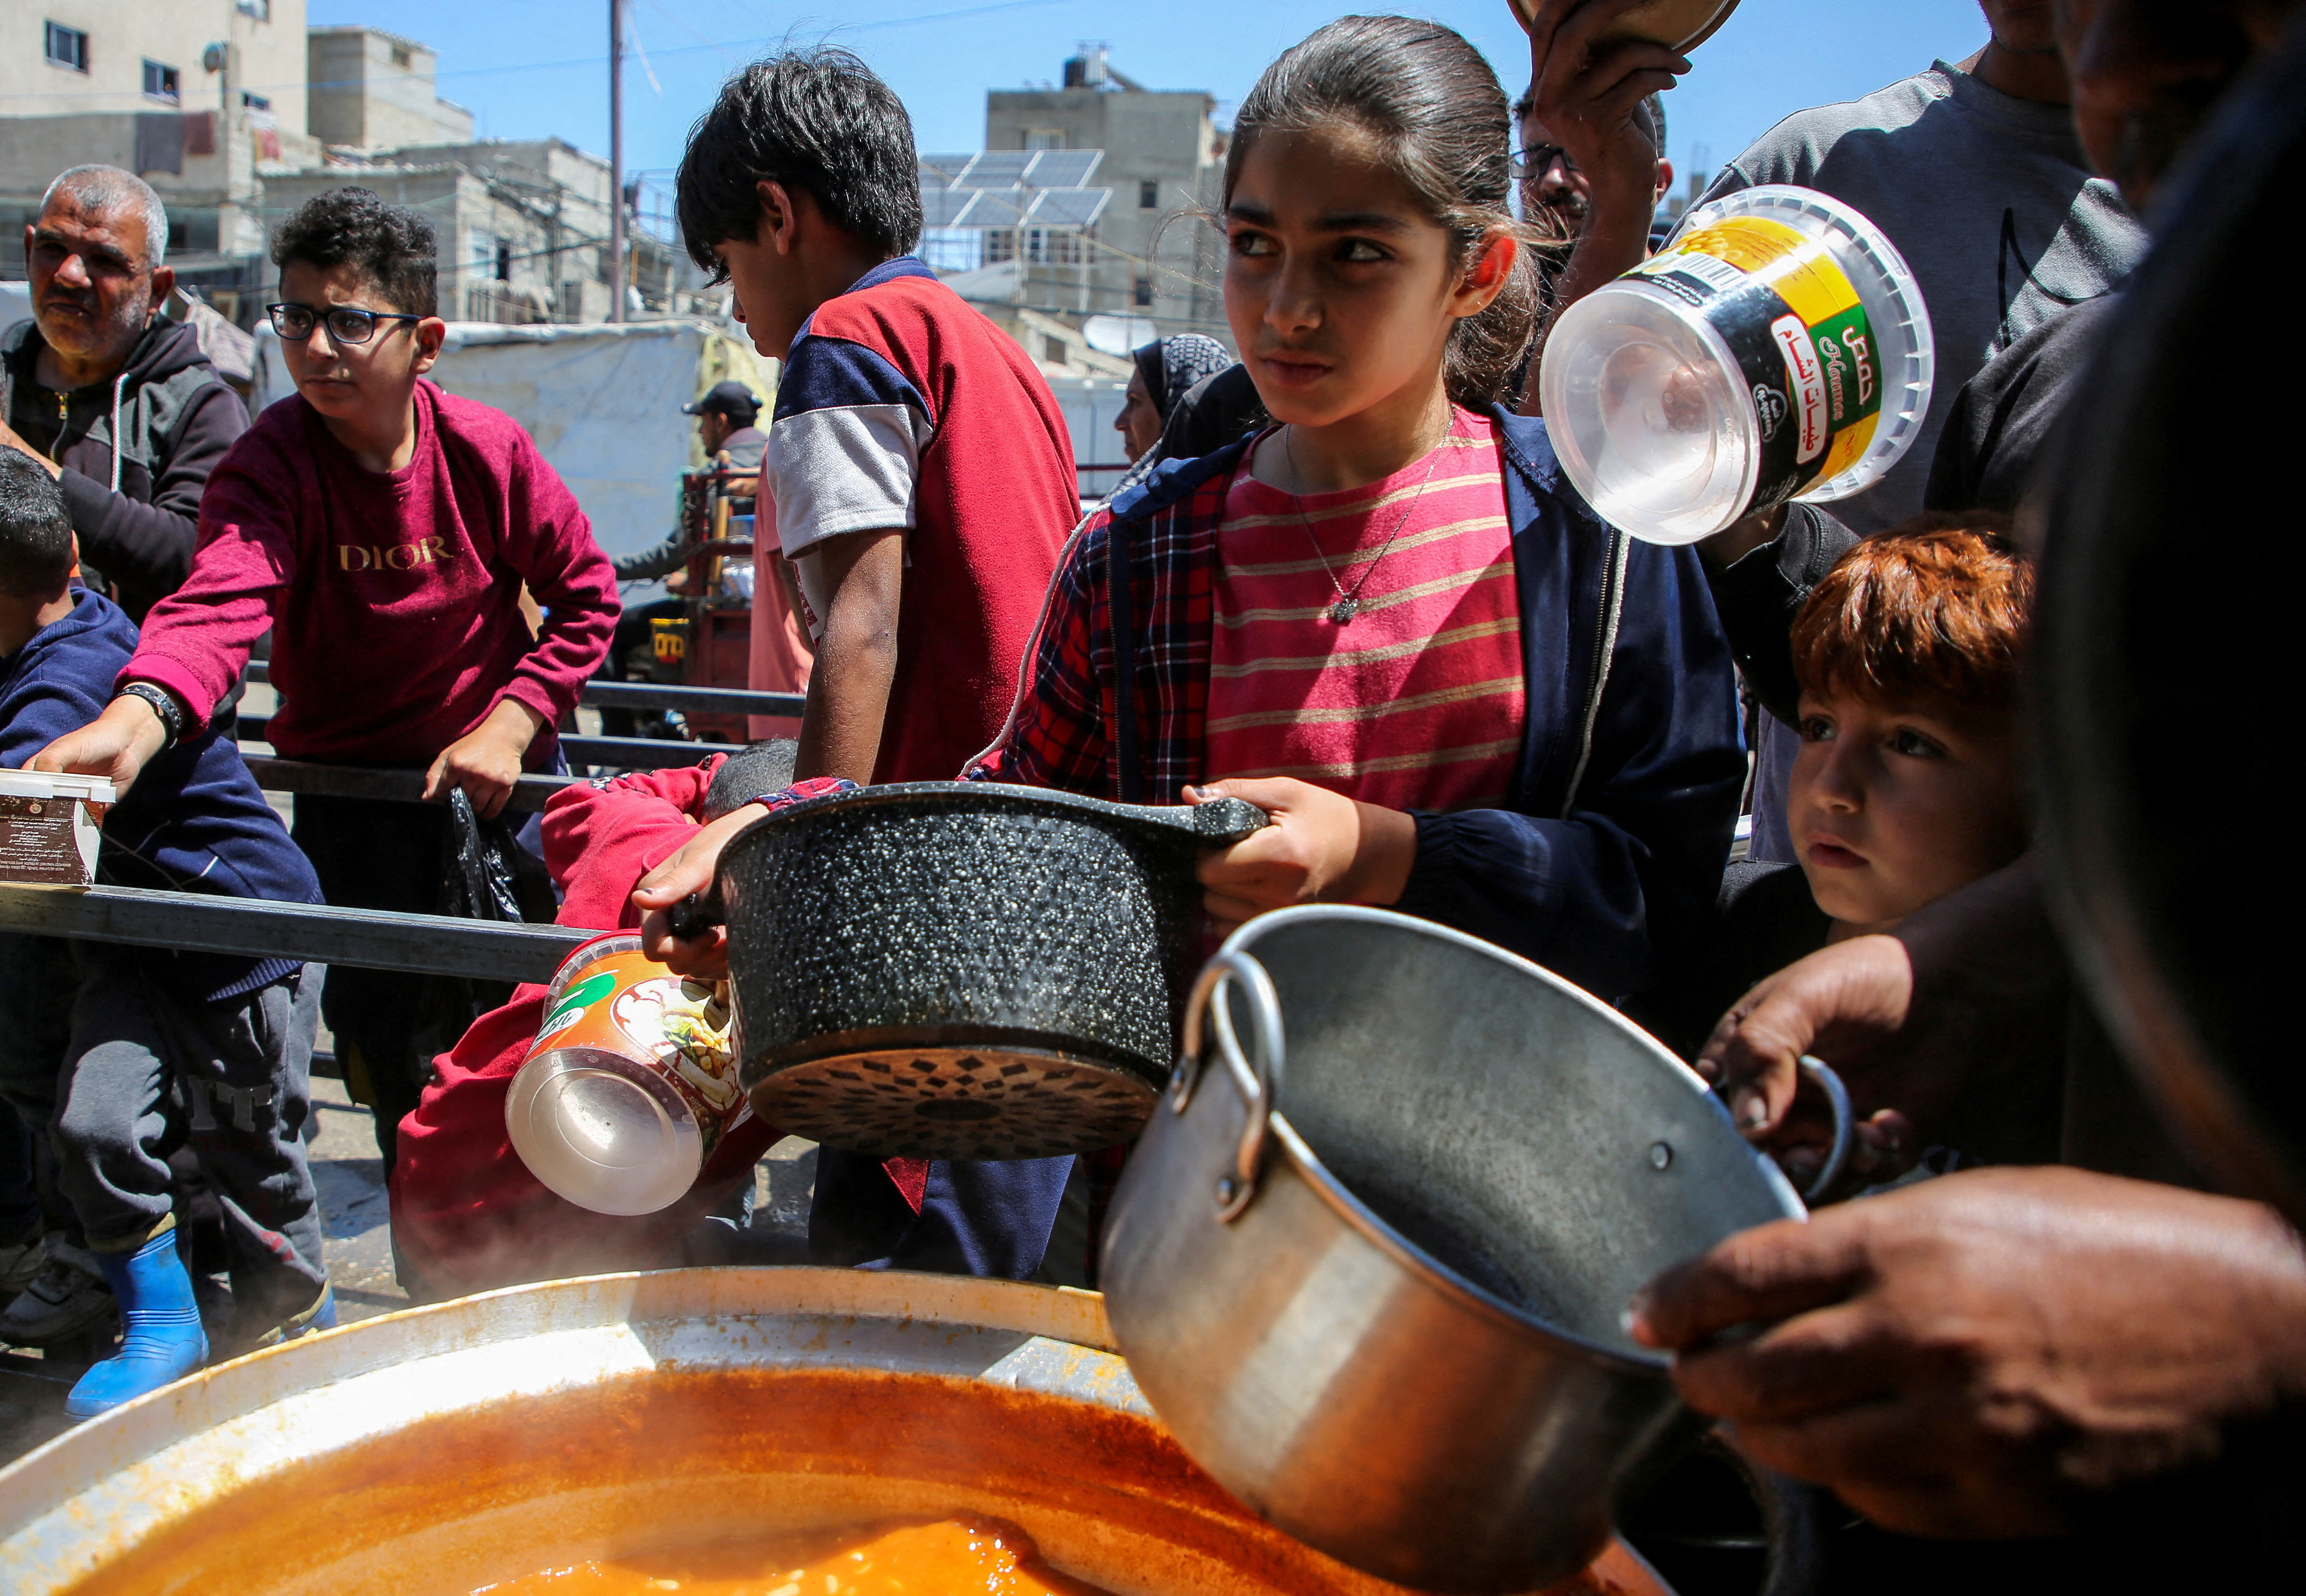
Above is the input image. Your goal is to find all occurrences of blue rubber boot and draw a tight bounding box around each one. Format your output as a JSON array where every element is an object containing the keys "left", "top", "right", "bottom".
[{"left": 64, "top": 1231, "right": 208, "bottom": 1419}]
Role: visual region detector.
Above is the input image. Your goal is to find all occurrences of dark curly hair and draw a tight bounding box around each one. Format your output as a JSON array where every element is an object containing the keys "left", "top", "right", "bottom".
[
  {"left": 0, "top": 445, "right": 74, "bottom": 599},
  {"left": 271, "top": 187, "right": 439, "bottom": 318},
  {"left": 676, "top": 47, "right": 923, "bottom": 273},
  {"left": 1226, "top": 16, "right": 1540, "bottom": 411}
]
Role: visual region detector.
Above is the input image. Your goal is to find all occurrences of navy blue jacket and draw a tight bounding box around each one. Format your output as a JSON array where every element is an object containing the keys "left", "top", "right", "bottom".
[
  {"left": 1002, "top": 406, "right": 1746, "bottom": 998},
  {"left": 1, "top": 589, "right": 321, "bottom": 1000}
]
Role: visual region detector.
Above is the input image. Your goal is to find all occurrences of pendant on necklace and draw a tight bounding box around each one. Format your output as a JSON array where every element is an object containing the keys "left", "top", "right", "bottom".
[{"left": 1327, "top": 597, "right": 1360, "bottom": 625}]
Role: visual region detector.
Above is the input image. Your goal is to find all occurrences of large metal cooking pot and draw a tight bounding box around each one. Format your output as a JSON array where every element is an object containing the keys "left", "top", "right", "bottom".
[
  {"left": 710, "top": 781, "right": 1265, "bottom": 1161},
  {"left": 1102, "top": 907, "right": 1812, "bottom": 1594},
  {"left": 0, "top": 1269, "right": 1671, "bottom": 1596}
]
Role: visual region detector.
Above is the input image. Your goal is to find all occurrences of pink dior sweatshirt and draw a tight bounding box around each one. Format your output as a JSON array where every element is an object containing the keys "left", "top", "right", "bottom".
[{"left": 122, "top": 382, "right": 619, "bottom": 765}]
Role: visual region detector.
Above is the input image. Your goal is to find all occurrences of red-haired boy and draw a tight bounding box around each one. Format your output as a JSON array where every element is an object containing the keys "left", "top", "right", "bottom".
[{"left": 1634, "top": 518, "right": 2035, "bottom": 1181}]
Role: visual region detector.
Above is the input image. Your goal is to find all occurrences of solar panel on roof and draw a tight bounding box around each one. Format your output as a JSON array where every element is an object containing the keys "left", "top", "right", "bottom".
[
  {"left": 1029, "top": 188, "right": 1112, "bottom": 227},
  {"left": 919, "top": 188, "right": 977, "bottom": 225},
  {"left": 1023, "top": 150, "right": 1101, "bottom": 187},
  {"left": 962, "top": 187, "right": 1032, "bottom": 225},
  {"left": 919, "top": 154, "right": 975, "bottom": 189},
  {"left": 967, "top": 152, "right": 1032, "bottom": 185}
]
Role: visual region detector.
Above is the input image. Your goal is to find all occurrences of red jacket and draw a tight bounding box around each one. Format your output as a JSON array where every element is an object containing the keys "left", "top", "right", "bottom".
[{"left": 388, "top": 761, "right": 908, "bottom": 1298}]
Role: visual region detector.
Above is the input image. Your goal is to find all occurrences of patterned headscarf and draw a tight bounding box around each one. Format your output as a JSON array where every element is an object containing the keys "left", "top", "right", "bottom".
[{"left": 1132, "top": 333, "right": 1234, "bottom": 422}]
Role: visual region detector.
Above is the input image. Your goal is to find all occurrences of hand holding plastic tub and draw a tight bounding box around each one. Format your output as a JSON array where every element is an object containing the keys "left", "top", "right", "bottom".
[{"left": 30, "top": 688, "right": 173, "bottom": 794}]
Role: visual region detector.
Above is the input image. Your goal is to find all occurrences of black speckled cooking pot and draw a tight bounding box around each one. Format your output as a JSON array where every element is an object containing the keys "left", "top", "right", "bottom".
[{"left": 712, "top": 782, "right": 1267, "bottom": 1160}]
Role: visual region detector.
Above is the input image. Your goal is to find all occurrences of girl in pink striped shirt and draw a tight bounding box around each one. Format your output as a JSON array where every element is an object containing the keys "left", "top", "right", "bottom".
[{"left": 995, "top": 16, "right": 1742, "bottom": 1000}]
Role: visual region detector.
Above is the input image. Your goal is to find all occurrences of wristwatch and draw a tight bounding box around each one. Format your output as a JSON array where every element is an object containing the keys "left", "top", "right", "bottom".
[{"left": 115, "top": 682, "right": 182, "bottom": 751}]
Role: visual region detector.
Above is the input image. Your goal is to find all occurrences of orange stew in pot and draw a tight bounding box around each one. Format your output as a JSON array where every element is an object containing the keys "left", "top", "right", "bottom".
[{"left": 477, "top": 1517, "right": 1111, "bottom": 1596}]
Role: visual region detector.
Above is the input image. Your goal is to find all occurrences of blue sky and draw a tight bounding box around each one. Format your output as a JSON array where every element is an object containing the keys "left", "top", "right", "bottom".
[{"left": 305, "top": 0, "right": 1995, "bottom": 187}]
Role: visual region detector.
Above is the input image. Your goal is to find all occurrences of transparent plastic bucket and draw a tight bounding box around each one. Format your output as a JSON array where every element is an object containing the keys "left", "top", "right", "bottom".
[
  {"left": 505, "top": 933, "right": 748, "bottom": 1216},
  {"left": 1539, "top": 184, "right": 1934, "bottom": 545}
]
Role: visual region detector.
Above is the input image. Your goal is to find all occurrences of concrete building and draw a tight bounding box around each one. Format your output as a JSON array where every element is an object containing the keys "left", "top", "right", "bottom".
[
  {"left": 306, "top": 26, "right": 473, "bottom": 151},
  {"left": 4, "top": 0, "right": 308, "bottom": 130},
  {"left": 2, "top": 0, "right": 321, "bottom": 307},
  {"left": 5, "top": 13, "right": 679, "bottom": 330},
  {"left": 260, "top": 136, "right": 668, "bottom": 325},
  {"left": 981, "top": 46, "right": 1226, "bottom": 338}
]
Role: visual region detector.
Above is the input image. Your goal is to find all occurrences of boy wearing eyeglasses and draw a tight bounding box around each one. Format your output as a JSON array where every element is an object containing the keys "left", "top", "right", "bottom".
[{"left": 33, "top": 186, "right": 618, "bottom": 1171}]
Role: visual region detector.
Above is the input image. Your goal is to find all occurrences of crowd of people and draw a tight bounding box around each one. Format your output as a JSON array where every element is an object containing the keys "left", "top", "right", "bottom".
[{"left": 2, "top": 0, "right": 2303, "bottom": 1581}]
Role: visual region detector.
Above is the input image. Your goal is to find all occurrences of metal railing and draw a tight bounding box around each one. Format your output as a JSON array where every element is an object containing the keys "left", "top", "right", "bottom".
[
  {"left": 240, "top": 662, "right": 805, "bottom": 722},
  {"left": 0, "top": 882, "right": 589, "bottom": 984},
  {"left": 235, "top": 717, "right": 727, "bottom": 775},
  {"left": 0, "top": 662, "right": 807, "bottom": 981},
  {"left": 240, "top": 757, "right": 580, "bottom": 814}
]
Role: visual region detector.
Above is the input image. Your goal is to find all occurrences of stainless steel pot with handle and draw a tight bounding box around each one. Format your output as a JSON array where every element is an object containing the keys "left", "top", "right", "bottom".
[{"left": 1100, "top": 907, "right": 1834, "bottom": 1594}]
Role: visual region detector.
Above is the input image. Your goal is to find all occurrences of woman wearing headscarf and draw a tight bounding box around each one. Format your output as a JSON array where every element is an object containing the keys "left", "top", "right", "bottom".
[{"left": 1115, "top": 333, "right": 1233, "bottom": 462}]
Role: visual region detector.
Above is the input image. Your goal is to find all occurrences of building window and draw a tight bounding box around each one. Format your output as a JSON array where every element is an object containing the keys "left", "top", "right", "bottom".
[
  {"left": 1044, "top": 334, "right": 1070, "bottom": 366},
  {"left": 1024, "top": 128, "right": 1065, "bottom": 150},
  {"left": 1139, "top": 180, "right": 1159, "bottom": 210},
  {"left": 1133, "top": 276, "right": 1154, "bottom": 307},
  {"left": 241, "top": 91, "right": 271, "bottom": 110},
  {"left": 44, "top": 22, "right": 90, "bottom": 73},
  {"left": 496, "top": 240, "right": 513, "bottom": 280},
  {"left": 142, "top": 60, "right": 181, "bottom": 104},
  {"left": 984, "top": 229, "right": 1016, "bottom": 265},
  {"left": 391, "top": 44, "right": 412, "bottom": 68}
]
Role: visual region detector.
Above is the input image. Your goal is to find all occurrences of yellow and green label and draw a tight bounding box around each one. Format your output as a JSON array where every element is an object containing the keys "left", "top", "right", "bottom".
[{"left": 1633, "top": 214, "right": 1882, "bottom": 505}]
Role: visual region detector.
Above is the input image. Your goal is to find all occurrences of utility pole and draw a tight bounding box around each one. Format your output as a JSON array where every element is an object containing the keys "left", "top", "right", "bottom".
[{"left": 608, "top": 0, "right": 626, "bottom": 323}]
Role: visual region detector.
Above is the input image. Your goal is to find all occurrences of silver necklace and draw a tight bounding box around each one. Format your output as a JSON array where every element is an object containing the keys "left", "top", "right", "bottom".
[{"left": 1283, "top": 425, "right": 1444, "bottom": 626}]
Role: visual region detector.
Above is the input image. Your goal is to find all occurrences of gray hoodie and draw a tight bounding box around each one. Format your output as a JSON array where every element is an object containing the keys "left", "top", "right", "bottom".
[{"left": 1, "top": 316, "right": 249, "bottom": 621}]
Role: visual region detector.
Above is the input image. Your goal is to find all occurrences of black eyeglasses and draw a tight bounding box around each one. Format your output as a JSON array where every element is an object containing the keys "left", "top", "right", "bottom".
[
  {"left": 266, "top": 303, "right": 423, "bottom": 344},
  {"left": 1511, "top": 144, "right": 1578, "bottom": 180}
]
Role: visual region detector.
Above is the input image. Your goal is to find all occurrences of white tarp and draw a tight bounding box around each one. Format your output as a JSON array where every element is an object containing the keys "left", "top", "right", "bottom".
[
  {"left": 1044, "top": 372, "right": 1134, "bottom": 497},
  {"left": 251, "top": 318, "right": 777, "bottom": 562}
]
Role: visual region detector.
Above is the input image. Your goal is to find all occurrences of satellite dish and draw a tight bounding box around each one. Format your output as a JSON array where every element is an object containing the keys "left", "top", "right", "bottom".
[{"left": 1083, "top": 315, "right": 1157, "bottom": 357}]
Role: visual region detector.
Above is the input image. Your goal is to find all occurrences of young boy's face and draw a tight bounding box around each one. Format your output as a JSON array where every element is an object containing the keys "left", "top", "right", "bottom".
[
  {"left": 1789, "top": 689, "right": 2028, "bottom": 934},
  {"left": 713, "top": 183, "right": 825, "bottom": 361},
  {"left": 276, "top": 261, "right": 444, "bottom": 431}
]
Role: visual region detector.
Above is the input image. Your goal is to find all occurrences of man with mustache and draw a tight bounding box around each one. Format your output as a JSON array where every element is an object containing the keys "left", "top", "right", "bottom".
[
  {"left": 0, "top": 166, "right": 250, "bottom": 1353},
  {"left": 0, "top": 166, "right": 247, "bottom": 623}
]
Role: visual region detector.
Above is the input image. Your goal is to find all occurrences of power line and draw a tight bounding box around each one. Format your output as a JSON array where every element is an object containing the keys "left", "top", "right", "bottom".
[{"left": 0, "top": 0, "right": 1074, "bottom": 106}]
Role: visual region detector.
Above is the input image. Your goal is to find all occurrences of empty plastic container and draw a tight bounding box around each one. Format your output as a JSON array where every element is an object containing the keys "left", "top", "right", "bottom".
[
  {"left": 504, "top": 933, "right": 749, "bottom": 1215},
  {"left": 1539, "top": 184, "right": 1934, "bottom": 545}
]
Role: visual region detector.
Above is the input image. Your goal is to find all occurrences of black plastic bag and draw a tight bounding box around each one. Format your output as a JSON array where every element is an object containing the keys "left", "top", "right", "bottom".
[
  {"left": 412, "top": 789, "right": 561, "bottom": 1068},
  {"left": 437, "top": 788, "right": 557, "bottom": 925}
]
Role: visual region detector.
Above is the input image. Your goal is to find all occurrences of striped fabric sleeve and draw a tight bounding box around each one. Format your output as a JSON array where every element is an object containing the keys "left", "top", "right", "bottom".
[
  {"left": 767, "top": 333, "right": 936, "bottom": 558},
  {"left": 1004, "top": 519, "right": 1113, "bottom": 796}
]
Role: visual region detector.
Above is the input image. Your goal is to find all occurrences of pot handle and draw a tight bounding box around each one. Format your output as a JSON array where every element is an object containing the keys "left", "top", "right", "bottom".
[
  {"left": 664, "top": 886, "right": 726, "bottom": 943},
  {"left": 1101, "top": 795, "right": 1272, "bottom": 847},
  {"left": 1173, "top": 950, "right": 1287, "bottom": 1223},
  {"left": 1712, "top": 1055, "right": 1854, "bottom": 1206},
  {"left": 1794, "top": 1055, "right": 1855, "bottom": 1205}
]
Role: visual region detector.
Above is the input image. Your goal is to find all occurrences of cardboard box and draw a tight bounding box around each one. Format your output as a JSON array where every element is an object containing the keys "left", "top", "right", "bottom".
[{"left": 0, "top": 771, "right": 116, "bottom": 887}]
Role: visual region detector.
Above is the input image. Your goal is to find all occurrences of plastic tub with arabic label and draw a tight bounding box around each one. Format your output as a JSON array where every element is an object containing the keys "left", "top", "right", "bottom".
[
  {"left": 504, "top": 932, "right": 751, "bottom": 1215},
  {"left": 1538, "top": 184, "right": 1934, "bottom": 545}
]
